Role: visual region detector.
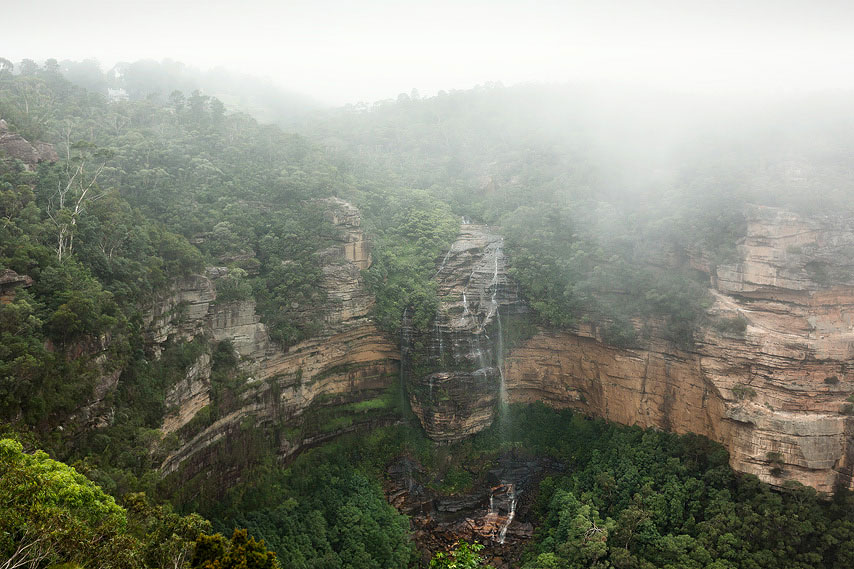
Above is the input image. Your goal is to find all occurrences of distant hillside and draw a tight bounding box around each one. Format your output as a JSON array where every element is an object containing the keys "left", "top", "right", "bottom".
[{"left": 59, "top": 58, "right": 323, "bottom": 124}]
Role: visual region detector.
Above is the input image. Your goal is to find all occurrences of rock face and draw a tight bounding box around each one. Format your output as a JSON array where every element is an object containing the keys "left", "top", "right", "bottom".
[
  {"left": 385, "top": 454, "right": 547, "bottom": 568},
  {"left": 406, "top": 223, "right": 526, "bottom": 442},
  {"left": 153, "top": 199, "right": 399, "bottom": 480},
  {"left": 0, "top": 121, "right": 58, "bottom": 169},
  {"left": 143, "top": 200, "right": 853, "bottom": 494},
  {"left": 0, "top": 269, "right": 33, "bottom": 304},
  {"left": 504, "top": 205, "right": 854, "bottom": 493}
]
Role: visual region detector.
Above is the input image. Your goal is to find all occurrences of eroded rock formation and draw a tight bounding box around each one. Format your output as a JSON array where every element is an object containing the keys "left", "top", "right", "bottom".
[
  {"left": 407, "top": 222, "right": 525, "bottom": 442},
  {"left": 0, "top": 120, "right": 58, "bottom": 169},
  {"left": 151, "top": 200, "right": 854, "bottom": 494},
  {"left": 505, "top": 205, "right": 854, "bottom": 493},
  {"left": 153, "top": 199, "right": 399, "bottom": 479},
  {"left": 385, "top": 455, "right": 544, "bottom": 568},
  {"left": 0, "top": 269, "right": 33, "bottom": 304}
]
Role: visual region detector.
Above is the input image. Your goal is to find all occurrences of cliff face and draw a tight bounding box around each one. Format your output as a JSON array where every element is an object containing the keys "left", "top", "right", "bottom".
[
  {"left": 150, "top": 201, "right": 854, "bottom": 493},
  {"left": 151, "top": 199, "right": 399, "bottom": 480},
  {"left": 406, "top": 223, "right": 526, "bottom": 442},
  {"left": 505, "top": 206, "right": 854, "bottom": 493},
  {"left": 0, "top": 119, "right": 58, "bottom": 169}
]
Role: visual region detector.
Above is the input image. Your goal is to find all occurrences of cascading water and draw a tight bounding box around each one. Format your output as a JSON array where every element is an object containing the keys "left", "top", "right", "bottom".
[
  {"left": 462, "top": 292, "right": 473, "bottom": 327},
  {"left": 497, "top": 484, "right": 517, "bottom": 545},
  {"left": 412, "top": 219, "right": 523, "bottom": 443},
  {"left": 399, "top": 307, "right": 411, "bottom": 411},
  {"left": 434, "top": 246, "right": 453, "bottom": 278},
  {"left": 490, "top": 241, "right": 509, "bottom": 426}
]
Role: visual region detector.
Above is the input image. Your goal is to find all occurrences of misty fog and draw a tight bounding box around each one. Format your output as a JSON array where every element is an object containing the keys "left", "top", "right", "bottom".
[
  {"left": 6, "top": 0, "right": 854, "bottom": 105},
  {"left": 5, "top": 2, "right": 854, "bottom": 568}
]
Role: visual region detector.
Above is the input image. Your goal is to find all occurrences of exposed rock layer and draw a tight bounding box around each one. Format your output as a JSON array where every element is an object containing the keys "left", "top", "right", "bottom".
[
  {"left": 504, "top": 206, "right": 854, "bottom": 493},
  {"left": 407, "top": 223, "right": 525, "bottom": 441},
  {"left": 0, "top": 121, "right": 58, "bottom": 169},
  {"left": 385, "top": 455, "right": 546, "bottom": 568},
  {"left": 154, "top": 199, "right": 399, "bottom": 479},
  {"left": 153, "top": 201, "right": 854, "bottom": 493}
]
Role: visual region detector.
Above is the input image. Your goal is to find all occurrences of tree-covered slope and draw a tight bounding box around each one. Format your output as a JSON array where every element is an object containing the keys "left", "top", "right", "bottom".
[{"left": 4, "top": 59, "right": 854, "bottom": 569}]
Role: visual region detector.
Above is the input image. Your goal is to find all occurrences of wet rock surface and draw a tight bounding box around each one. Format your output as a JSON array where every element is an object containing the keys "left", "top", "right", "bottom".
[
  {"left": 0, "top": 121, "right": 58, "bottom": 169},
  {"left": 408, "top": 222, "right": 527, "bottom": 442},
  {"left": 386, "top": 453, "right": 559, "bottom": 567}
]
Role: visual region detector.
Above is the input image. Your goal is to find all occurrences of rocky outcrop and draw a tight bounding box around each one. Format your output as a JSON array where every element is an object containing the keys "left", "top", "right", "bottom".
[
  {"left": 152, "top": 200, "right": 854, "bottom": 493},
  {"left": 407, "top": 223, "right": 526, "bottom": 442},
  {"left": 154, "top": 199, "right": 399, "bottom": 478},
  {"left": 0, "top": 269, "right": 33, "bottom": 304},
  {"left": 386, "top": 454, "right": 547, "bottom": 568},
  {"left": 504, "top": 205, "right": 854, "bottom": 493},
  {"left": 0, "top": 120, "right": 58, "bottom": 169}
]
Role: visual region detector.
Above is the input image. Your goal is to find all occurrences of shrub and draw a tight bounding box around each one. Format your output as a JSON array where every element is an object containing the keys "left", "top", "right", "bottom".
[{"left": 732, "top": 384, "right": 757, "bottom": 400}]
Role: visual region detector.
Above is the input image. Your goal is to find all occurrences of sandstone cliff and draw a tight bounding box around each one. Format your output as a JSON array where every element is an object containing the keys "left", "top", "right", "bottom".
[
  {"left": 406, "top": 222, "right": 526, "bottom": 442},
  {"left": 0, "top": 119, "right": 58, "bottom": 169},
  {"left": 152, "top": 199, "right": 399, "bottom": 480},
  {"left": 152, "top": 200, "right": 854, "bottom": 494},
  {"left": 504, "top": 205, "right": 854, "bottom": 493}
]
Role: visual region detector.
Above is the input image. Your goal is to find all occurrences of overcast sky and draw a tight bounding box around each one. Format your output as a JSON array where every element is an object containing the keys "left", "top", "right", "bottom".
[{"left": 4, "top": 0, "right": 854, "bottom": 105}]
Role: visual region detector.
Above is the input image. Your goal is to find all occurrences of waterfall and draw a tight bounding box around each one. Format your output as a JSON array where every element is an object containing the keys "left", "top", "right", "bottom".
[
  {"left": 498, "top": 484, "right": 517, "bottom": 545},
  {"left": 436, "top": 320, "right": 445, "bottom": 363},
  {"left": 487, "top": 483, "right": 517, "bottom": 544},
  {"left": 491, "top": 241, "right": 509, "bottom": 423},
  {"left": 462, "top": 292, "right": 473, "bottom": 328},
  {"left": 434, "top": 246, "right": 453, "bottom": 278},
  {"left": 471, "top": 336, "right": 487, "bottom": 371},
  {"left": 399, "top": 307, "right": 411, "bottom": 412},
  {"left": 496, "top": 308, "right": 507, "bottom": 409}
]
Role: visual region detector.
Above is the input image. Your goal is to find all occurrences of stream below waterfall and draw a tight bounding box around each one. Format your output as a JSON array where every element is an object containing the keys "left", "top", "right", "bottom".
[{"left": 385, "top": 453, "right": 564, "bottom": 567}]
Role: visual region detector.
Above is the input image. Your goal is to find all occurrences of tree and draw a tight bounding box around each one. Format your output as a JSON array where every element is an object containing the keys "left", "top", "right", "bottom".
[
  {"left": 430, "top": 541, "right": 494, "bottom": 569},
  {"left": 190, "top": 529, "right": 279, "bottom": 569},
  {"left": 0, "top": 439, "right": 136, "bottom": 569},
  {"left": 124, "top": 492, "right": 211, "bottom": 569},
  {"left": 17, "top": 59, "right": 38, "bottom": 76},
  {"left": 47, "top": 139, "right": 113, "bottom": 261}
]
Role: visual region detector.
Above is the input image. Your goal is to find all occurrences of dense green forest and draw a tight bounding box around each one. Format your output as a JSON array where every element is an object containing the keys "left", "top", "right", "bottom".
[
  {"left": 301, "top": 85, "right": 854, "bottom": 346},
  {"left": 3, "top": 58, "right": 854, "bottom": 568}
]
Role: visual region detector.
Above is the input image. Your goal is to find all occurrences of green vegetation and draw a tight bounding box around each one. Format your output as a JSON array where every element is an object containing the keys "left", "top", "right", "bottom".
[
  {"left": 430, "top": 541, "right": 493, "bottom": 569},
  {"left": 0, "top": 438, "right": 231, "bottom": 569},
  {"left": 5, "top": 59, "right": 854, "bottom": 569},
  {"left": 732, "top": 384, "right": 758, "bottom": 401},
  {"left": 713, "top": 315, "right": 748, "bottom": 336},
  {"left": 205, "top": 429, "right": 422, "bottom": 569},
  {"left": 360, "top": 187, "right": 459, "bottom": 334},
  {"left": 191, "top": 529, "right": 279, "bottom": 569},
  {"left": 494, "top": 405, "right": 854, "bottom": 569},
  {"left": 0, "top": 60, "right": 343, "bottom": 480}
]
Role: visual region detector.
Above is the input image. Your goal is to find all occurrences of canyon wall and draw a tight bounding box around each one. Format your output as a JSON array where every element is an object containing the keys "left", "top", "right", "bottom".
[
  {"left": 504, "top": 206, "right": 854, "bottom": 493},
  {"left": 151, "top": 199, "right": 399, "bottom": 481},
  {"left": 153, "top": 201, "right": 854, "bottom": 493},
  {"left": 406, "top": 223, "right": 525, "bottom": 441}
]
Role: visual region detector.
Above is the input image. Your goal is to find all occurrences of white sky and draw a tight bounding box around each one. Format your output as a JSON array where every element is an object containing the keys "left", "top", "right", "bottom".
[{"left": 4, "top": 0, "right": 854, "bottom": 105}]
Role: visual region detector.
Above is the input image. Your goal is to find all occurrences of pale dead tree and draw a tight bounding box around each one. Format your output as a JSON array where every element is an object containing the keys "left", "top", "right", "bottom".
[
  {"left": 46, "top": 131, "right": 113, "bottom": 262},
  {"left": 0, "top": 526, "right": 53, "bottom": 569}
]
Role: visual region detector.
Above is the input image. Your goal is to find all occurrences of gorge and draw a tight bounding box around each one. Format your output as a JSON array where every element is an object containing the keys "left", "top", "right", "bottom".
[
  {"left": 4, "top": 63, "right": 854, "bottom": 568},
  {"left": 148, "top": 200, "right": 854, "bottom": 497}
]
